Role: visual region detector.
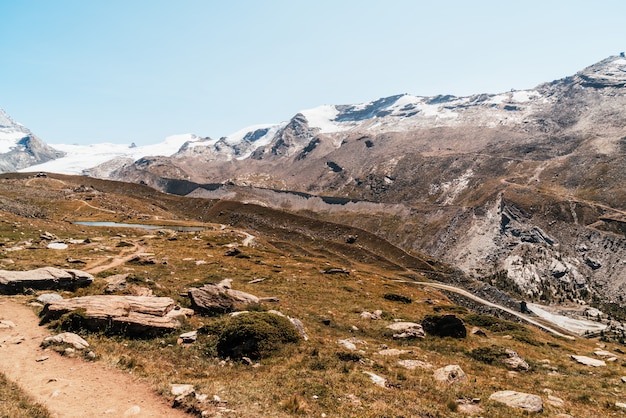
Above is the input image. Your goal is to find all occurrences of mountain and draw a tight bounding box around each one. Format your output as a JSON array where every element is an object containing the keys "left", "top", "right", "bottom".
[
  {"left": 0, "top": 109, "right": 65, "bottom": 172},
  {"left": 2, "top": 56, "right": 626, "bottom": 310},
  {"left": 106, "top": 55, "right": 626, "bottom": 310}
]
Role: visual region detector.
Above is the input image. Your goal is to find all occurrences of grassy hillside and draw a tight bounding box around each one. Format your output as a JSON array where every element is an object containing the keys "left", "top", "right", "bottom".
[{"left": 1, "top": 174, "right": 625, "bottom": 417}]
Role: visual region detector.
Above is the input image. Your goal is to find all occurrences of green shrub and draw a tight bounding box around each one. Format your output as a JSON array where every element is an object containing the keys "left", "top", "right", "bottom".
[
  {"left": 383, "top": 293, "right": 412, "bottom": 304},
  {"left": 464, "top": 313, "right": 524, "bottom": 333},
  {"left": 468, "top": 345, "right": 508, "bottom": 364},
  {"left": 216, "top": 312, "right": 301, "bottom": 360}
]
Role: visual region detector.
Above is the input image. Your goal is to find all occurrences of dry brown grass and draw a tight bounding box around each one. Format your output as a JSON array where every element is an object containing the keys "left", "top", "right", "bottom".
[{"left": 0, "top": 373, "right": 51, "bottom": 418}]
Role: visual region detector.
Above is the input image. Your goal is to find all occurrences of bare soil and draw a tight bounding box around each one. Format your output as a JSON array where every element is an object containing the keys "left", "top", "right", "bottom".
[{"left": 0, "top": 298, "right": 190, "bottom": 418}]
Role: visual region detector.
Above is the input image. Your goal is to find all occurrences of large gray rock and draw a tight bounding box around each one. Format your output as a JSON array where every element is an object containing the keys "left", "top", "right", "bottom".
[
  {"left": 40, "top": 295, "right": 187, "bottom": 337},
  {"left": 0, "top": 267, "right": 93, "bottom": 294},
  {"left": 489, "top": 390, "right": 543, "bottom": 413},
  {"left": 188, "top": 279, "right": 260, "bottom": 315}
]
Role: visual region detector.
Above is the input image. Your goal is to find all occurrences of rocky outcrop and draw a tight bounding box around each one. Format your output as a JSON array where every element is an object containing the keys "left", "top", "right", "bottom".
[
  {"left": 386, "top": 322, "right": 425, "bottom": 339},
  {"left": 188, "top": 279, "right": 260, "bottom": 315},
  {"left": 0, "top": 267, "right": 93, "bottom": 294},
  {"left": 40, "top": 295, "right": 190, "bottom": 337}
]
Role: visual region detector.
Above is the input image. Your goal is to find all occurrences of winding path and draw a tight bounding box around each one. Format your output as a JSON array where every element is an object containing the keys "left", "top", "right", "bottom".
[{"left": 394, "top": 279, "right": 576, "bottom": 340}]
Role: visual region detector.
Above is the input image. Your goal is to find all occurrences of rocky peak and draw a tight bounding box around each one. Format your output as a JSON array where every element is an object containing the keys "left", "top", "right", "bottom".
[{"left": 575, "top": 55, "right": 626, "bottom": 88}]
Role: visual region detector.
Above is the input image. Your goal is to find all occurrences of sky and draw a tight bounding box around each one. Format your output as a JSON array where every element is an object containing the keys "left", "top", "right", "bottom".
[{"left": 2, "top": 0, "right": 626, "bottom": 145}]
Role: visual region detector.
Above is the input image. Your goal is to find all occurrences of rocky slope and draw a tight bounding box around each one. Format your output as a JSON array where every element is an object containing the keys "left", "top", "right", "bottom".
[
  {"left": 109, "top": 56, "right": 626, "bottom": 307},
  {"left": 0, "top": 109, "right": 65, "bottom": 172}
]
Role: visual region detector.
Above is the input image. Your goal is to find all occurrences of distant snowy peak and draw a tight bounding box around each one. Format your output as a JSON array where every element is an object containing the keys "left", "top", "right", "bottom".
[{"left": 0, "top": 108, "right": 32, "bottom": 154}]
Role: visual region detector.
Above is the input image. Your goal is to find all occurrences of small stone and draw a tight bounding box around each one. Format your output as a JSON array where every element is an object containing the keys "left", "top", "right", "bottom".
[
  {"left": 86, "top": 351, "right": 97, "bottom": 360},
  {"left": 337, "top": 339, "right": 357, "bottom": 351},
  {"left": 620, "top": 376, "right": 626, "bottom": 384},
  {"left": 123, "top": 405, "right": 141, "bottom": 416},
  {"left": 0, "top": 320, "right": 16, "bottom": 329},
  {"left": 178, "top": 330, "right": 198, "bottom": 344},
  {"left": 616, "top": 402, "right": 626, "bottom": 409},
  {"left": 170, "top": 383, "right": 195, "bottom": 397},
  {"left": 377, "top": 348, "right": 408, "bottom": 356},
  {"left": 36, "top": 356, "right": 49, "bottom": 362},
  {"left": 547, "top": 395, "right": 565, "bottom": 407},
  {"left": 42, "top": 332, "right": 89, "bottom": 350},
  {"left": 489, "top": 390, "right": 543, "bottom": 413},
  {"left": 36, "top": 293, "right": 63, "bottom": 304},
  {"left": 471, "top": 326, "right": 488, "bottom": 337},
  {"left": 363, "top": 371, "right": 387, "bottom": 387},
  {"left": 594, "top": 349, "right": 614, "bottom": 358},
  {"left": 398, "top": 359, "right": 433, "bottom": 370},
  {"left": 433, "top": 365, "right": 467, "bottom": 384}
]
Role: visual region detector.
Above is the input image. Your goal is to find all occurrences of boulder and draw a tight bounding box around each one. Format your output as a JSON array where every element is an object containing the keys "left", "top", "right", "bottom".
[
  {"left": 0, "top": 267, "right": 93, "bottom": 294},
  {"left": 386, "top": 322, "right": 425, "bottom": 339},
  {"left": 421, "top": 314, "right": 466, "bottom": 338},
  {"left": 188, "top": 279, "right": 261, "bottom": 316},
  {"left": 40, "top": 295, "right": 186, "bottom": 337},
  {"left": 433, "top": 365, "right": 467, "bottom": 384},
  {"left": 489, "top": 390, "right": 543, "bottom": 413}
]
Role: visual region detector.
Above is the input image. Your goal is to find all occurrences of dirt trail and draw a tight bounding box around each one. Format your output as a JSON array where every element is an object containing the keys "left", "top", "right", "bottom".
[
  {"left": 0, "top": 299, "right": 190, "bottom": 418},
  {"left": 84, "top": 243, "right": 148, "bottom": 275}
]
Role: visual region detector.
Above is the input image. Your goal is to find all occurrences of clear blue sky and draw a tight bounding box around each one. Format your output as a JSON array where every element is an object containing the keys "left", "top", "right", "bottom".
[{"left": 2, "top": 0, "right": 626, "bottom": 145}]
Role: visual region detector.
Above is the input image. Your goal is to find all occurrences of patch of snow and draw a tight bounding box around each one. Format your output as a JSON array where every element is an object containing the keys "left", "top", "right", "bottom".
[
  {"left": 527, "top": 303, "right": 607, "bottom": 335},
  {"left": 301, "top": 105, "right": 347, "bottom": 133},
  {"left": 510, "top": 90, "right": 535, "bottom": 103}
]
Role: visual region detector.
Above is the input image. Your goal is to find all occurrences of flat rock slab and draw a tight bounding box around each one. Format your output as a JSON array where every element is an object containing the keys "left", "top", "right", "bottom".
[
  {"left": 489, "top": 390, "right": 543, "bottom": 413},
  {"left": 571, "top": 355, "right": 606, "bottom": 367},
  {"left": 40, "top": 295, "right": 186, "bottom": 337},
  {"left": 0, "top": 267, "right": 93, "bottom": 294}
]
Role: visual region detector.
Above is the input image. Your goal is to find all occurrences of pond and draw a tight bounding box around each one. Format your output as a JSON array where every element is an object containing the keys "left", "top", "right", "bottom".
[{"left": 73, "top": 221, "right": 205, "bottom": 232}]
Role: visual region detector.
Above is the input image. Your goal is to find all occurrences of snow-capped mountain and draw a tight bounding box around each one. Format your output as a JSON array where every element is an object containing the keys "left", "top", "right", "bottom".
[
  {"left": 0, "top": 109, "right": 65, "bottom": 172},
  {"left": 107, "top": 55, "right": 626, "bottom": 308}
]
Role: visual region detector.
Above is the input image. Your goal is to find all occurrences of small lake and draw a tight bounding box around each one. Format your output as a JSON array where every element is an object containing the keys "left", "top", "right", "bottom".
[{"left": 73, "top": 221, "right": 204, "bottom": 232}]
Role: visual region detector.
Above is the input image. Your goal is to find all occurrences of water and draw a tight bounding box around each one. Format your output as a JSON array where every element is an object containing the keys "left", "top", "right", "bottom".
[{"left": 73, "top": 221, "right": 204, "bottom": 232}]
